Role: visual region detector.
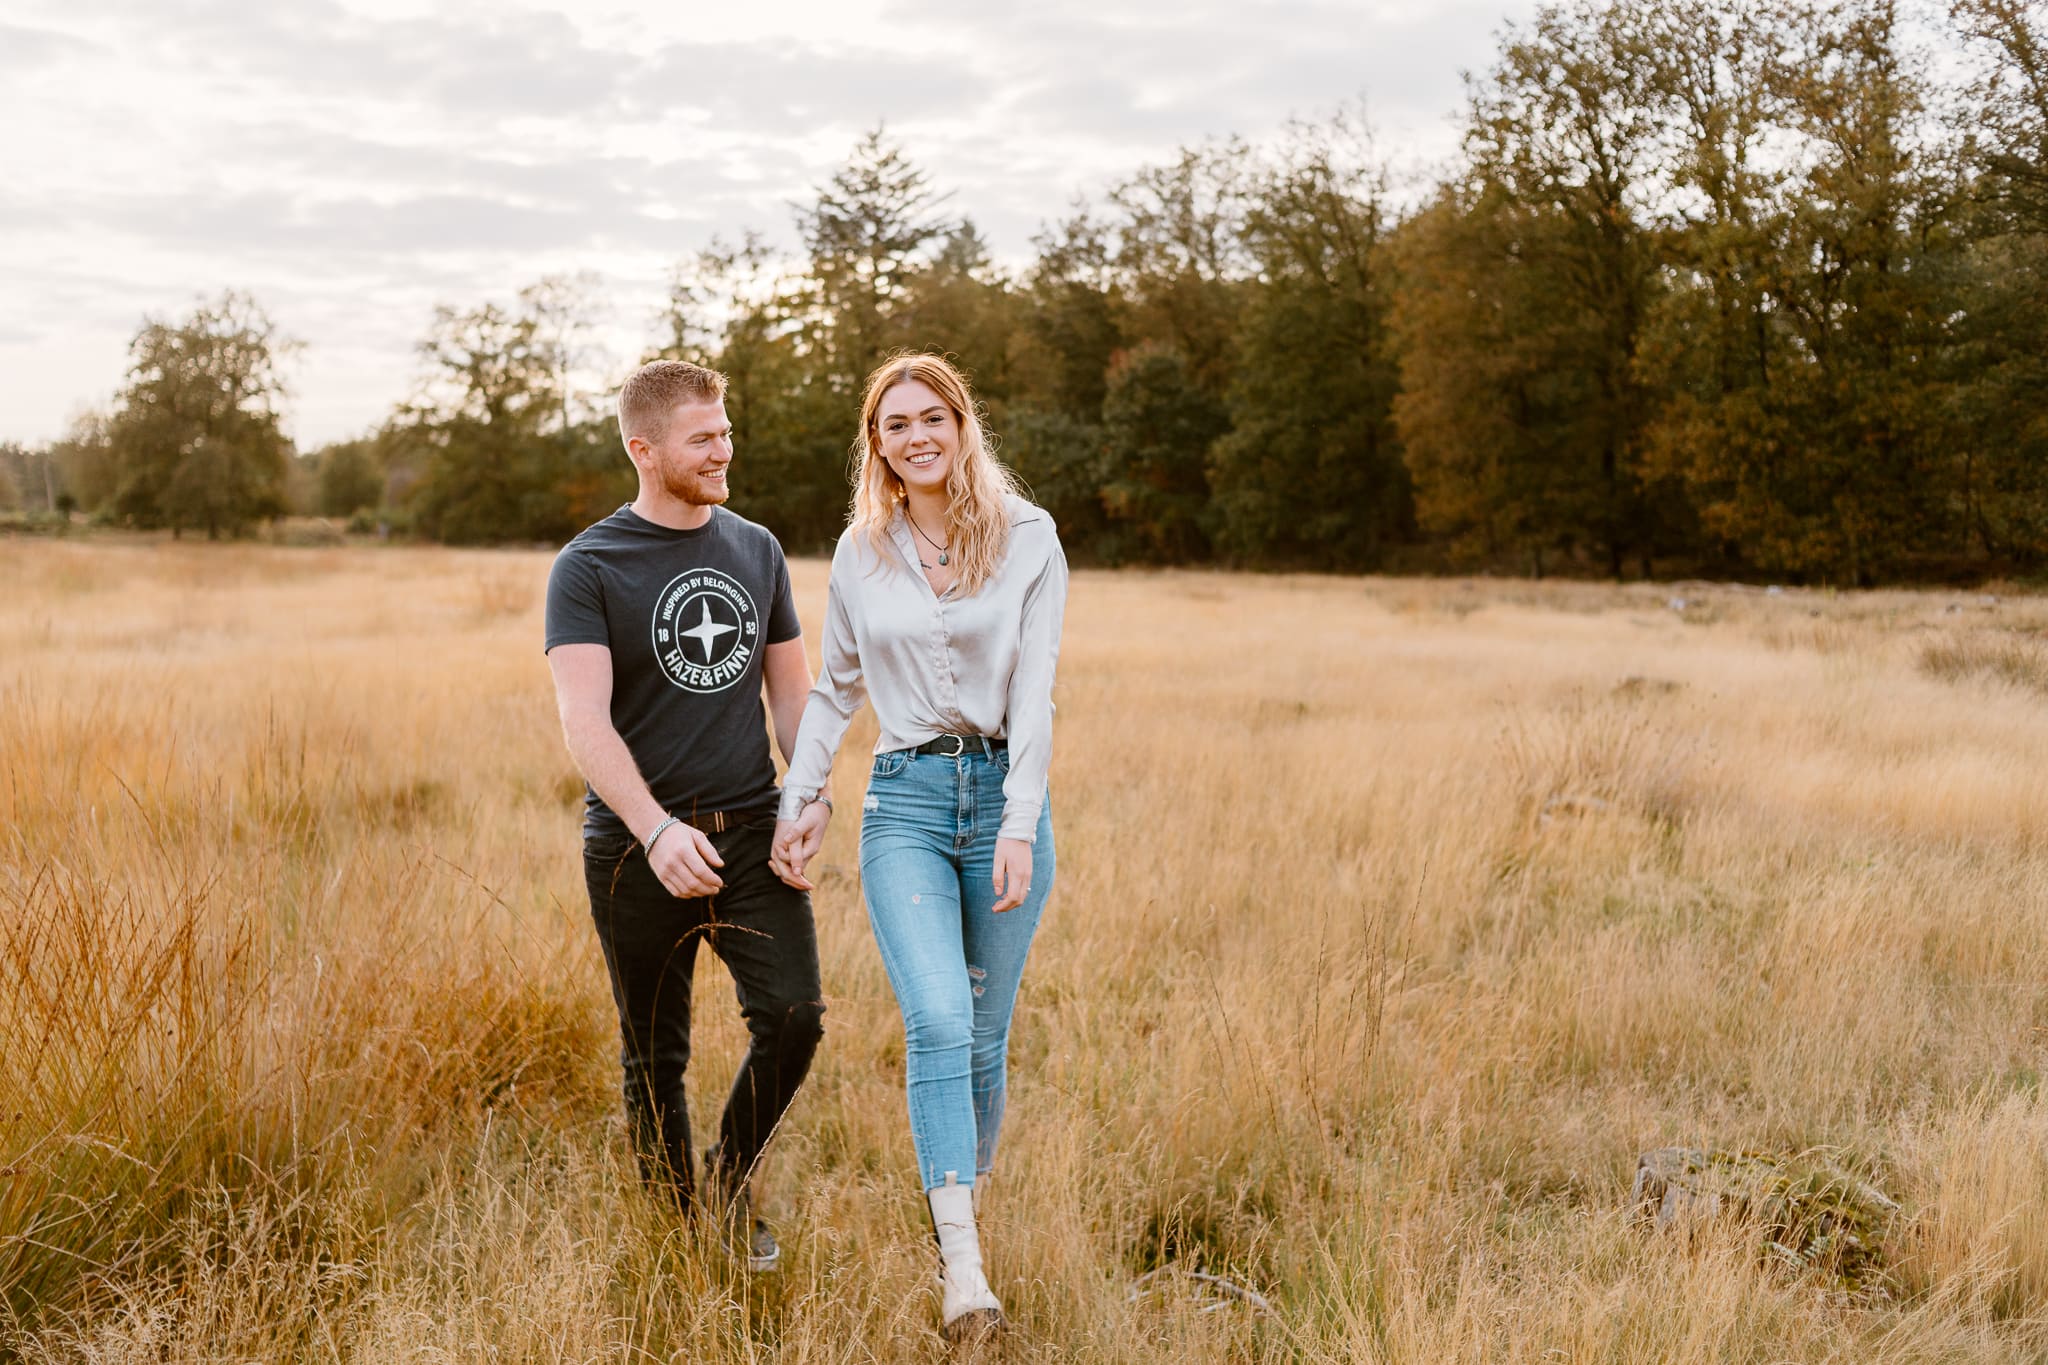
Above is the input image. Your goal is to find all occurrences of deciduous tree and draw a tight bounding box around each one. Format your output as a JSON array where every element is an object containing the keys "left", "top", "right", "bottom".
[
  {"left": 1099, "top": 341, "right": 1224, "bottom": 563},
  {"left": 104, "top": 292, "right": 294, "bottom": 538},
  {"left": 1210, "top": 116, "right": 1409, "bottom": 569}
]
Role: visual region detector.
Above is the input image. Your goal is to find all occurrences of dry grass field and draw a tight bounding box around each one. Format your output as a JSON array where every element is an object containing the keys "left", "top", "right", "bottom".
[{"left": 5, "top": 537, "right": 2048, "bottom": 1362}]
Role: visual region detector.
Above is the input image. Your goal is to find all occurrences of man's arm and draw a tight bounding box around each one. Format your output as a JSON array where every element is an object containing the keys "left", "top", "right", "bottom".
[
  {"left": 761, "top": 635, "right": 813, "bottom": 769},
  {"left": 547, "top": 642, "right": 725, "bottom": 897}
]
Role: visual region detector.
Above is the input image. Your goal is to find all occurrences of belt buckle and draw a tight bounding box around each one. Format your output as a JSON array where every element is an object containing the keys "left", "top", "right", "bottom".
[{"left": 939, "top": 734, "right": 966, "bottom": 758}]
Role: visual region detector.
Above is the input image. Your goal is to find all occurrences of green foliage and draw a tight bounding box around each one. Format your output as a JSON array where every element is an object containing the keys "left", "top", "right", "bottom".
[
  {"left": 1948, "top": 235, "right": 2048, "bottom": 561},
  {"left": 662, "top": 234, "right": 853, "bottom": 554},
  {"left": 0, "top": 441, "right": 64, "bottom": 516},
  {"left": 1643, "top": 0, "right": 1965, "bottom": 583},
  {"left": 795, "top": 125, "right": 953, "bottom": 390},
  {"left": 1393, "top": 188, "right": 1609, "bottom": 574},
  {"left": 896, "top": 222, "right": 1019, "bottom": 404},
  {"left": 1946, "top": 0, "right": 2048, "bottom": 564},
  {"left": 398, "top": 283, "right": 631, "bottom": 546},
  {"left": 1107, "top": 144, "right": 1248, "bottom": 397},
  {"left": 1002, "top": 404, "right": 1111, "bottom": 558},
  {"left": 1015, "top": 212, "right": 1125, "bottom": 419},
  {"left": 1209, "top": 117, "right": 1409, "bottom": 570},
  {"left": 51, "top": 411, "right": 116, "bottom": 515},
  {"left": 1454, "top": 0, "right": 1666, "bottom": 575},
  {"left": 724, "top": 374, "right": 852, "bottom": 556},
  {"left": 1100, "top": 342, "right": 1225, "bottom": 564},
  {"left": 103, "top": 292, "right": 294, "bottom": 539},
  {"left": 314, "top": 439, "right": 383, "bottom": 519}
]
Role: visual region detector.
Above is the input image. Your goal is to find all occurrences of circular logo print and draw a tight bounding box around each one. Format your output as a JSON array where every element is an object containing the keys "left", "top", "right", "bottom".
[{"left": 650, "top": 568, "right": 760, "bottom": 693}]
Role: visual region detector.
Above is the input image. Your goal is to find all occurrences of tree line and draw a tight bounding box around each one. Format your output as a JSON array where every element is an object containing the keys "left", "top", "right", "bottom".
[{"left": 9, "top": 0, "right": 2045, "bottom": 584}]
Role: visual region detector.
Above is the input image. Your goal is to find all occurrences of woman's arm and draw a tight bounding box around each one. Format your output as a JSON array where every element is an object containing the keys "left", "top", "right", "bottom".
[
  {"left": 997, "top": 527, "right": 1069, "bottom": 844},
  {"left": 770, "top": 549, "right": 868, "bottom": 891}
]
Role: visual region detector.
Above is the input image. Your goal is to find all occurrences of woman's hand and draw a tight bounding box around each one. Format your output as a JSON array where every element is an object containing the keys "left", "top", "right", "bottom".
[
  {"left": 991, "top": 837, "right": 1034, "bottom": 913},
  {"left": 770, "top": 801, "right": 831, "bottom": 891}
]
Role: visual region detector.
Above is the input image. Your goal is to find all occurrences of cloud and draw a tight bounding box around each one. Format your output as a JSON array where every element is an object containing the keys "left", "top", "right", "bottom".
[
  {"left": 629, "top": 37, "right": 982, "bottom": 135},
  {"left": 0, "top": 0, "right": 1544, "bottom": 445},
  {"left": 873, "top": 0, "right": 1522, "bottom": 152},
  {"left": 0, "top": 20, "right": 99, "bottom": 73},
  {"left": 101, "top": 0, "right": 628, "bottom": 123},
  {"left": 232, "top": 127, "right": 716, "bottom": 221}
]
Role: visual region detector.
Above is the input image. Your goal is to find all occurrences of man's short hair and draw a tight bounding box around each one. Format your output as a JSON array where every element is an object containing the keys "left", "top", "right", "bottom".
[{"left": 618, "top": 360, "right": 728, "bottom": 446}]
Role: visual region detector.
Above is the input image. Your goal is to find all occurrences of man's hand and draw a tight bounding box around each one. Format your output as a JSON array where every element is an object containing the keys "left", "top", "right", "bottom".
[
  {"left": 645, "top": 820, "right": 725, "bottom": 899},
  {"left": 992, "top": 837, "right": 1034, "bottom": 913},
  {"left": 770, "top": 801, "right": 830, "bottom": 891}
]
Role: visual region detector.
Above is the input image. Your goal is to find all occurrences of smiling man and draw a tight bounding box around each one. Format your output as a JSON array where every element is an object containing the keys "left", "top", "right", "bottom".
[{"left": 543, "top": 359, "right": 824, "bottom": 1272}]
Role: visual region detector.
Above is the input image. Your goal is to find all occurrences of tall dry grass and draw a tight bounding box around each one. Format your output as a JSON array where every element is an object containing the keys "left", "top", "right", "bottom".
[{"left": 4, "top": 539, "right": 2048, "bottom": 1361}]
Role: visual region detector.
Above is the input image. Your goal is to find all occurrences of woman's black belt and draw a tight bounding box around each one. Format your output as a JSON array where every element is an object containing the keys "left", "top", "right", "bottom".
[{"left": 904, "top": 734, "right": 1007, "bottom": 758}]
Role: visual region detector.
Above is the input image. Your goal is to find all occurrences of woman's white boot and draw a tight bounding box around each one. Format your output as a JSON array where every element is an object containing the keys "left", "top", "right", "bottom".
[{"left": 928, "top": 1173, "right": 1003, "bottom": 1347}]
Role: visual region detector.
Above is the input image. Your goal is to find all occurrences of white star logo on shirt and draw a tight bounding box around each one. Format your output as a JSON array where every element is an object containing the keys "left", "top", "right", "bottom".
[{"left": 681, "top": 599, "right": 737, "bottom": 661}]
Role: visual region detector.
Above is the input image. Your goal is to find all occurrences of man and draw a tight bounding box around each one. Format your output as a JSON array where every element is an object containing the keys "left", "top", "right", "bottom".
[{"left": 544, "top": 359, "right": 826, "bottom": 1271}]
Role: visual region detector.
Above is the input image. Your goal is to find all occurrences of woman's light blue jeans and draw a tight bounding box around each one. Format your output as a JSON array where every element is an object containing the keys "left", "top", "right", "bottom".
[{"left": 858, "top": 744, "right": 1054, "bottom": 1192}]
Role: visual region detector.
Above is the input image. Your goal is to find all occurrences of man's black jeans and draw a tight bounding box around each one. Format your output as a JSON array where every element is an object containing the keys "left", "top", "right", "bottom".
[{"left": 583, "top": 816, "right": 824, "bottom": 1206}]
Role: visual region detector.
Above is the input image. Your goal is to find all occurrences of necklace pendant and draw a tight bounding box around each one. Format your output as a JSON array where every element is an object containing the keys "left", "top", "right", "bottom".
[{"left": 938, "top": 551, "right": 949, "bottom": 566}]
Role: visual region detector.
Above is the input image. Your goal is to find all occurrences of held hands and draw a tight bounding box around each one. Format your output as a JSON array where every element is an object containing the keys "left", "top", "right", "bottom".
[
  {"left": 770, "top": 801, "right": 831, "bottom": 891},
  {"left": 645, "top": 819, "right": 725, "bottom": 899},
  {"left": 992, "top": 837, "right": 1034, "bottom": 913},
  {"left": 764, "top": 805, "right": 1026, "bottom": 905}
]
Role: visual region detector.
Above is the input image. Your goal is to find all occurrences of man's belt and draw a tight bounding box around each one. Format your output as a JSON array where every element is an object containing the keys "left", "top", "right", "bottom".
[{"left": 640, "top": 805, "right": 732, "bottom": 858}]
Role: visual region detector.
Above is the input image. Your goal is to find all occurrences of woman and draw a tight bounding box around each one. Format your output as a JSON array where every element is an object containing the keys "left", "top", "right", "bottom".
[{"left": 771, "top": 353, "right": 1066, "bottom": 1347}]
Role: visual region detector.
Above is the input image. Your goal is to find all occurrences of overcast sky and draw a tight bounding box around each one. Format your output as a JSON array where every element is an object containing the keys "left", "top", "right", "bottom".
[{"left": 0, "top": 0, "right": 1543, "bottom": 449}]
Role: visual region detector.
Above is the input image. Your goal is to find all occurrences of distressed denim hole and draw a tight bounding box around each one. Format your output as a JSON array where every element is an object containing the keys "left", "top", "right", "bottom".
[
  {"left": 863, "top": 794, "right": 879, "bottom": 813},
  {"left": 967, "top": 964, "right": 986, "bottom": 997}
]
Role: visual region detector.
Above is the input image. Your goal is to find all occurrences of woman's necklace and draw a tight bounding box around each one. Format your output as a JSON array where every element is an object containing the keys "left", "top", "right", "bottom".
[{"left": 907, "top": 511, "right": 951, "bottom": 567}]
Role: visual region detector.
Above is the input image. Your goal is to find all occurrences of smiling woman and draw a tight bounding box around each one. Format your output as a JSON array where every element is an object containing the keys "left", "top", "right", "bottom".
[
  {"left": 772, "top": 352, "right": 1070, "bottom": 1351},
  {"left": 844, "top": 354, "right": 1020, "bottom": 601}
]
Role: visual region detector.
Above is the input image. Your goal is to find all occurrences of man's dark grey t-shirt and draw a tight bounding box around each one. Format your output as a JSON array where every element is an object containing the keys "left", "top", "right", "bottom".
[{"left": 544, "top": 504, "right": 801, "bottom": 840}]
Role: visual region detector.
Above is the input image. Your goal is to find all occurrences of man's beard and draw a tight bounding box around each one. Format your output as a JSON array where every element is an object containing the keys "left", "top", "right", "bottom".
[{"left": 659, "top": 457, "right": 729, "bottom": 507}]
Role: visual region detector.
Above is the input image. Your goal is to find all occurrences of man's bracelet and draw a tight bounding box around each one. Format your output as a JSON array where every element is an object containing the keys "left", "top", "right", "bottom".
[
  {"left": 644, "top": 815, "right": 682, "bottom": 855},
  {"left": 807, "top": 793, "right": 833, "bottom": 814}
]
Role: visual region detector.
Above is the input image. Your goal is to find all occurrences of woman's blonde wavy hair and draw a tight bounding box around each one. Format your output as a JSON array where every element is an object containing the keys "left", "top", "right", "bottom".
[{"left": 849, "top": 353, "right": 1022, "bottom": 597}]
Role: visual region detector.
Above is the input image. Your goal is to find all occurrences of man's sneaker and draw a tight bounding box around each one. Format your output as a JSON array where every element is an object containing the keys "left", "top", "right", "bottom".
[
  {"left": 704, "top": 1151, "right": 779, "bottom": 1273},
  {"left": 736, "top": 1197, "right": 780, "bottom": 1274}
]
